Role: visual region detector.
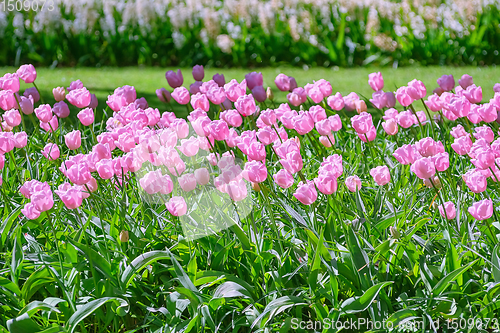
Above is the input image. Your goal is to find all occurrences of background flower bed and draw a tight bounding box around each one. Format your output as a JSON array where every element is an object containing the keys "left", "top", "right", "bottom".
[{"left": 1, "top": 0, "right": 500, "bottom": 67}]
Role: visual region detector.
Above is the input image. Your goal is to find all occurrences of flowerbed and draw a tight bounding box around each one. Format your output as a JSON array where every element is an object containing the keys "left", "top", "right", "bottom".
[
  {"left": 0, "top": 64, "right": 500, "bottom": 331},
  {"left": 1, "top": 0, "right": 500, "bottom": 67}
]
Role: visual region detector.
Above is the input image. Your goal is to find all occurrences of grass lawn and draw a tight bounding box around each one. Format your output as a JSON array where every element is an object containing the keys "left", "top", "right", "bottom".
[{"left": 1, "top": 66, "right": 499, "bottom": 119}]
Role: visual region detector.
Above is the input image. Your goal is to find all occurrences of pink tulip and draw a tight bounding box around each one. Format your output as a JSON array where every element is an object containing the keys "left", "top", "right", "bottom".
[
  {"left": 194, "top": 168, "right": 210, "bottom": 186},
  {"left": 315, "top": 79, "right": 332, "bottom": 97},
  {"left": 53, "top": 87, "right": 66, "bottom": 102},
  {"left": 67, "top": 80, "right": 83, "bottom": 92},
  {"left": 459, "top": 74, "right": 473, "bottom": 89},
  {"left": 308, "top": 85, "right": 324, "bottom": 103},
  {"left": 448, "top": 96, "right": 470, "bottom": 118},
  {"left": 139, "top": 170, "right": 162, "bottom": 194},
  {"left": 288, "top": 77, "right": 298, "bottom": 91},
  {"left": 407, "top": 79, "right": 427, "bottom": 99},
  {"left": 166, "top": 69, "right": 183, "bottom": 88},
  {"left": 275, "top": 74, "right": 290, "bottom": 91},
  {"left": 309, "top": 105, "right": 327, "bottom": 122},
  {"left": 472, "top": 149, "right": 496, "bottom": 170},
  {"left": 393, "top": 144, "right": 417, "bottom": 165},
  {"left": 439, "top": 202, "right": 456, "bottom": 220},
  {"left": 432, "top": 152, "right": 449, "bottom": 171},
  {"left": 395, "top": 87, "right": 413, "bottom": 107},
  {"left": 257, "top": 126, "right": 278, "bottom": 145},
  {"left": 382, "top": 118, "right": 398, "bottom": 135},
  {"left": 1, "top": 73, "right": 20, "bottom": 92},
  {"left": 315, "top": 119, "right": 332, "bottom": 136},
  {"left": 319, "top": 134, "right": 335, "bottom": 147},
  {"left": 77, "top": 108, "right": 94, "bottom": 126},
  {"left": 246, "top": 141, "right": 266, "bottom": 161},
  {"left": 67, "top": 163, "right": 92, "bottom": 186},
  {"left": 171, "top": 87, "right": 190, "bottom": 105},
  {"left": 66, "top": 87, "right": 91, "bottom": 108},
  {"left": 24, "top": 87, "right": 40, "bottom": 102},
  {"left": 31, "top": 188, "right": 54, "bottom": 212},
  {"left": 287, "top": 88, "right": 307, "bottom": 106},
  {"left": 244, "top": 160, "right": 267, "bottom": 183},
  {"left": 314, "top": 173, "right": 337, "bottom": 195},
  {"left": 221, "top": 109, "right": 243, "bottom": 127},
  {"left": 42, "top": 143, "right": 60, "bottom": 160},
  {"left": 224, "top": 79, "right": 246, "bottom": 102},
  {"left": 3, "top": 109, "right": 21, "bottom": 127},
  {"left": 411, "top": 157, "right": 436, "bottom": 179},
  {"left": 206, "top": 87, "right": 226, "bottom": 105},
  {"left": 293, "top": 180, "right": 317, "bottom": 205},
  {"left": 395, "top": 111, "right": 414, "bottom": 128},
  {"left": 425, "top": 94, "right": 442, "bottom": 112},
  {"left": 463, "top": 170, "right": 487, "bottom": 193},
  {"left": 96, "top": 159, "right": 114, "bottom": 179},
  {"left": 245, "top": 72, "right": 263, "bottom": 90},
  {"left": 415, "top": 137, "right": 444, "bottom": 157},
  {"left": 208, "top": 120, "right": 228, "bottom": 141},
  {"left": 385, "top": 92, "right": 396, "bottom": 108},
  {"left": 370, "top": 166, "right": 391, "bottom": 186},
  {"left": 463, "top": 84, "right": 482, "bottom": 104},
  {"left": 351, "top": 113, "right": 373, "bottom": 134},
  {"left": 55, "top": 183, "right": 83, "bottom": 209},
  {"left": 451, "top": 136, "right": 473, "bottom": 155},
  {"left": 474, "top": 126, "right": 495, "bottom": 143},
  {"left": 213, "top": 73, "right": 225, "bottom": 87},
  {"left": 21, "top": 203, "right": 41, "bottom": 220},
  {"left": 17, "top": 64, "right": 37, "bottom": 83},
  {"left": 293, "top": 112, "right": 314, "bottom": 135},
  {"left": 190, "top": 93, "right": 209, "bottom": 111},
  {"left": 273, "top": 169, "right": 294, "bottom": 189},
  {"left": 368, "top": 72, "right": 384, "bottom": 91},
  {"left": 35, "top": 104, "right": 53, "bottom": 123},
  {"left": 345, "top": 175, "right": 362, "bottom": 192},
  {"left": 259, "top": 109, "right": 277, "bottom": 126},
  {"left": 468, "top": 199, "right": 493, "bottom": 221},
  {"left": 13, "top": 132, "right": 27, "bottom": 148},
  {"left": 357, "top": 125, "right": 376, "bottom": 142},
  {"left": 53, "top": 101, "right": 70, "bottom": 118},
  {"left": 279, "top": 150, "right": 303, "bottom": 174},
  {"left": 156, "top": 87, "right": 171, "bottom": 103},
  {"left": 93, "top": 143, "right": 111, "bottom": 161},
  {"left": 166, "top": 196, "right": 187, "bottom": 216},
  {"left": 437, "top": 74, "right": 455, "bottom": 92},
  {"left": 450, "top": 125, "right": 469, "bottom": 139},
  {"left": 329, "top": 114, "right": 342, "bottom": 131},
  {"left": 235, "top": 94, "right": 257, "bottom": 117},
  {"left": 477, "top": 103, "right": 497, "bottom": 123},
  {"left": 0, "top": 132, "right": 15, "bottom": 154},
  {"left": 327, "top": 92, "right": 345, "bottom": 110},
  {"left": 18, "top": 95, "right": 34, "bottom": 115},
  {"left": 370, "top": 90, "right": 387, "bottom": 109},
  {"left": 40, "top": 115, "right": 59, "bottom": 133},
  {"left": 65, "top": 130, "right": 82, "bottom": 150}
]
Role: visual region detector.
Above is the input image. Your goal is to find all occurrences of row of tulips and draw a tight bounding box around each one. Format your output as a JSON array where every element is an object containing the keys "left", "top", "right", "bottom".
[{"left": 0, "top": 65, "right": 500, "bottom": 225}]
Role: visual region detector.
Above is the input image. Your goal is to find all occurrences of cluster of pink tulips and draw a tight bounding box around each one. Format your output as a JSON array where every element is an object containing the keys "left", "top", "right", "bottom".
[{"left": 0, "top": 64, "right": 499, "bottom": 225}]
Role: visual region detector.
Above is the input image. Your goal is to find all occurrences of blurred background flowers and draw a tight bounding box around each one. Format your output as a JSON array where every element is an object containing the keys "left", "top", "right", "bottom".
[{"left": 1, "top": 0, "right": 499, "bottom": 68}]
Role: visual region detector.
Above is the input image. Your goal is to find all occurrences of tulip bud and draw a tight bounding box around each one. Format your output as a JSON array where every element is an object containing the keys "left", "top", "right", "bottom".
[
  {"left": 120, "top": 230, "right": 129, "bottom": 243},
  {"left": 389, "top": 226, "right": 400, "bottom": 239},
  {"left": 251, "top": 182, "right": 261, "bottom": 192},
  {"left": 355, "top": 100, "right": 367, "bottom": 113},
  {"left": 266, "top": 87, "right": 274, "bottom": 101}
]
